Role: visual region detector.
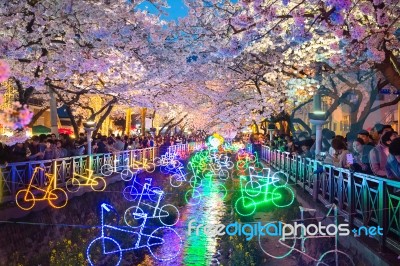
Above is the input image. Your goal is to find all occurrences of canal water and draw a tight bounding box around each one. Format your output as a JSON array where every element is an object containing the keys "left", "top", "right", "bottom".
[{"left": 158, "top": 178, "right": 227, "bottom": 266}]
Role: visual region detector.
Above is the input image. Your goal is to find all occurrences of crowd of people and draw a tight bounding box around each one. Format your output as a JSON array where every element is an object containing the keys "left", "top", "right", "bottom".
[
  {"left": 248, "top": 123, "right": 400, "bottom": 180},
  {"left": 3, "top": 124, "right": 400, "bottom": 180},
  {"left": 0, "top": 132, "right": 202, "bottom": 164}
]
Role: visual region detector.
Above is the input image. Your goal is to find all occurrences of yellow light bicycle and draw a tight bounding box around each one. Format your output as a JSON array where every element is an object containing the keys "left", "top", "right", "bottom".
[
  {"left": 15, "top": 167, "right": 68, "bottom": 210},
  {"left": 66, "top": 169, "right": 106, "bottom": 193}
]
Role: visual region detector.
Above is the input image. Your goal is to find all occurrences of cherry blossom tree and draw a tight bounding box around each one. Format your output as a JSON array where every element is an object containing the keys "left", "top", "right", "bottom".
[{"left": 0, "top": 0, "right": 172, "bottom": 136}]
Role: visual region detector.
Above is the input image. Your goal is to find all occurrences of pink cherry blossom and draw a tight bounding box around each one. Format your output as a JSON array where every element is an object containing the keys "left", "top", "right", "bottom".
[
  {"left": 350, "top": 23, "right": 366, "bottom": 41},
  {"left": 0, "top": 60, "right": 10, "bottom": 82}
]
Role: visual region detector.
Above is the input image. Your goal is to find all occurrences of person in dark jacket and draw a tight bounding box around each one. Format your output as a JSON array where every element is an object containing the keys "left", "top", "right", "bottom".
[
  {"left": 369, "top": 131, "right": 396, "bottom": 177},
  {"left": 11, "top": 142, "right": 29, "bottom": 162},
  {"left": 43, "top": 140, "right": 57, "bottom": 160},
  {"left": 96, "top": 136, "right": 109, "bottom": 154},
  {"left": 27, "top": 135, "right": 45, "bottom": 160},
  {"left": 349, "top": 138, "right": 373, "bottom": 174},
  {"left": 386, "top": 138, "right": 400, "bottom": 180},
  {"left": 357, "top": 130, "right": 375, "bottom": 147}
]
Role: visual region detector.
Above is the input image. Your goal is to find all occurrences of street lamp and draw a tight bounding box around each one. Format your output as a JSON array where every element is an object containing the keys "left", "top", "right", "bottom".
[
  {"left": 83, "top": 120, "right": 97, "bottom": 156},
  {"left": 308, "top": 91, "right": 328, "bottom": 158},
  {"left": 267, "top": 123, "right": 276, "bottom": 142}
]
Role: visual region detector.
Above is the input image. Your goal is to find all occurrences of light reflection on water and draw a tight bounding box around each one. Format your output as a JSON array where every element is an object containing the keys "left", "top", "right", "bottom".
[{"left": 157, "top": 179, "right": 227, "bottom": 266}]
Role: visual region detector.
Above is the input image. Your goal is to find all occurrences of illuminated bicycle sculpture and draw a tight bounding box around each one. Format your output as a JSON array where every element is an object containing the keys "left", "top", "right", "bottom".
[
  {"left": 124, "top": 183, "right": 180, "bottom": 227},
  {"left": 101, "top": 155, "right": 155, "bottom": 177},
  {"left": 169, "top": 164, "right": 189, "bottom": 187},
  {"left": 236, "top": 151, "right": 263, "bottom": 173},
  {"left": 214, "top": 153, "right": 234, "bottom": 170},
  {"left": 122, "top": 171, "right": 163, "bottom": 202},
  {"left": 101, "top": 158, "right": 129, "bottom": 176},
  {"left": 160, "top": 160, "right": 184, "bottom": 175},
  {"left": 185, "top": 170, "right": 227, "bottom": 206},
  {"left": 258, "top": 204, "right": 355, "bottom": 265},
  {"left": 87, "top": 203, "right": 182, "bottom": 265},
  {"left": 202, "top": 158, "right": 231, "bottom": 181},
  {"left": 66, "top": 169, "right": 106, "bottom": 193},
  {"left": 154, "top": 151, "right": 181, "bottom": 168},
  {"left": 234, "top": 171, "right": 294, "bottom": 216},
  {"left": 15, "top": 167, "right": 68, "bottom": 210}
]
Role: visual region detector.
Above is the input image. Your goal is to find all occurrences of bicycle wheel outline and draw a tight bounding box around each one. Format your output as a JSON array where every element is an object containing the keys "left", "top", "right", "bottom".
[
  {"left": 226, "top": 161, "right": 234, "bottom": 169},
  {"left": 122, "top": 186, "right": 138, "bottom": 201},
  {"left": 158, "top": 204, "right": 180, "bottom": 226},
  {"left": 91, "top": 177, "right": 106, "bottom": 191},
  {"left": 48, "top": 188, "right": 68, "bottom": 209},
  {"left": 100, "top": 164, "right": 113, "bottom": 176},
  {"left": 120, "top": 169, "right": 133, "bottom": 181},
  {"left": 66, "top": 178, "right": 80, "bottom": 193},
  {"left": 185, "top": 189, "right": 202, "bottom": 205},
  {"left": 148, "top": 227, "right": 182, "bottom": 261},
  {"left": 234, "top": 196, "right": 256, "bottom": 216},
  {"left": 149, "top": 187, "right": 164, "bottom": 202},
  {"left": 245, "top": 180, "right": 261, "bottom": 197},
  {"left": 218, "top": 169, "right": 229, "bottom": 180},
  {"left": 15, "top": 189, "right": 35, "bottom": 210},
  {"left": 317, "top": 249, "right": 355, "bottom": 266},
  {"left": 272, "top": 171, "right": 289, "bottom": 186},
  {"left": 189, "top": 175, "right": 202, "bottom": 188},
  {"left": 271, "top": 186, "right": 294, "bottom": 208},
  {"left": 124, "top": 206, "right": 146, "bottom": 228},
  {"left": 211, "top": 184, "right": 227, "bottom": 200},
  {"left": 258, "top": 222, "right": 296, "bottom": 259},
  {"left": 145, "top": 163, "right": 155, "bottom": 173},
  {"left": 87, "top": 236, "right": 122, "bottom": 266},
  {"left": 170, "top": 174, "right": 183, "bottom": 187}
]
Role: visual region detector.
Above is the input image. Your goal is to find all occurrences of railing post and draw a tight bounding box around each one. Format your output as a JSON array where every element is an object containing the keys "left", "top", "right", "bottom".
[
  {"left": 328, "top": 167, "right": 334, "bottom": 203},
  {"left": 378, "top": 180, "right": 387, "bottom": 251},
  {"left": 312, "top": 164, "right": 319, "bottom": 201},
  {"left": 278, "top": 151, "right": 282, "bottom": 169},
  {"left": 53, "top": 160, "right": 57, "bottom": 189},
  {"left": 282, "top": 152, "right": 286, "bottom": 171},
  {"left": 11, "top": 165, "right": 16, "bottom": 196},
  {"left": 362, "top": 178, "right": 369, "bottom": 225},
  {"left": 303, "top": 159, "right": 309, "bottom": 191},
  {"left": 337, "top": 170, "right": 344, "bottom": 210},
  {"left": 348, "top": 172, "right": 355, "bottom": 229}
]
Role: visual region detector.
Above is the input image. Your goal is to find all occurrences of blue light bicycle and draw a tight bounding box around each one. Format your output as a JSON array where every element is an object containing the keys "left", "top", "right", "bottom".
[
  {"left": 121, "top": 170, "right": 163, "bottom": 202},
  {"left": 87, "top": 203, "right": 182, "bottom": 265},
  {"left": 124, "top": 183, "right": 180, "bottom": 227}
]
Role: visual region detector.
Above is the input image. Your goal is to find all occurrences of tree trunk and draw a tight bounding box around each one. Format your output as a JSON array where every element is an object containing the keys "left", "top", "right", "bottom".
[
  {"left": 27, "top": 107, "right": 49, "bottom": 127},
  {"left": 64, "top": 105, "right": 80, "bottom": 138},
  {"left": 158, "top": 118, "right": 174, "bottom": 137},
  {"left": 93, "top": 104, "right": 115, "bottom": 137},
  {"left": 289, "top": 98, "right": 313, "bottom": 139},
  {"left": 376, "top": 50, "right": 400, "bottom": 90},
  {"left": 291, "top": 118, "right": 312, "bottom": 135},
  {"left": 165, "top": 115, "right": 188, "bottom": 135}
]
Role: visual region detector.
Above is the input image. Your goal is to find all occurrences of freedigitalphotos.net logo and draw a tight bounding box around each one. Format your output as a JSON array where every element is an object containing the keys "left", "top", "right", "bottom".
[{"left": 188, "top": 220, "right": 383, "bottom": 241}]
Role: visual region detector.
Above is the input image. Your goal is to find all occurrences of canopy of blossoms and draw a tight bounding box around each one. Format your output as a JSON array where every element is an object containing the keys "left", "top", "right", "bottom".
[{"left": 0, "top": 0, "right": 399, "bottom": 133}]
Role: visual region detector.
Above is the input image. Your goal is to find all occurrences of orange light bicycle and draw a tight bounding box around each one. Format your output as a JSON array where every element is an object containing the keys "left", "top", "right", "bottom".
[
  {"left": 15, "top": 167, "right": 68, "bottom": 210},
  {"left": 66, "top": 169, "right": 106, "bottom": 193}
]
